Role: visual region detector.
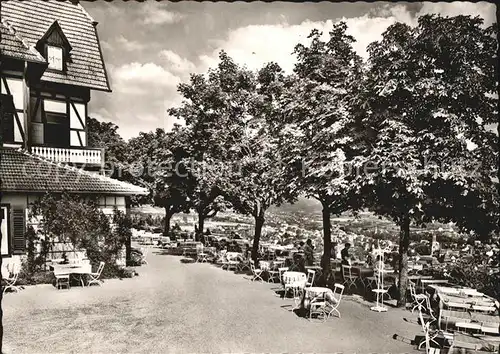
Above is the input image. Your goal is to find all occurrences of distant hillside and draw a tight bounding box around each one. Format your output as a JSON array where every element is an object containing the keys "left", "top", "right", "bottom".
[{"left": 270, "top": 197, "right": 322, "bottom": 215}]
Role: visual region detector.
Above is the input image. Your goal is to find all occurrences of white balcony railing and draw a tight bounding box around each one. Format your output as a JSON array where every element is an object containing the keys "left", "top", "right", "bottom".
[{"left": 31, "top": 146, "right": 103, "bottom": 165}]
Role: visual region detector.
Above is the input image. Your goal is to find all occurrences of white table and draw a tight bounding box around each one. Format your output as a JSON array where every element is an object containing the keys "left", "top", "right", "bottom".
[
  {"left": 282, "top": 271, "right": 307, "bottom": 288},
  {"left": 51, "top": 264, "right": 92, "bottom": 287}
]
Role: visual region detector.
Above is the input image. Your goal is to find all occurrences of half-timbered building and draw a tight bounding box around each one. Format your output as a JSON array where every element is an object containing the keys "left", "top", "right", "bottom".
[{"left": 0, "top": 0, "right": 147, "bottom": 264}]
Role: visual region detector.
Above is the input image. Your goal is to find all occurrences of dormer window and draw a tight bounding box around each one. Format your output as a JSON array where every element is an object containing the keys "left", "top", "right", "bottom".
[
  {"left": 36, "top": 20, "right": 72, "bottom": 73},
  {"left": 47, "top": 45, "right": 63, "bottom": 71}
]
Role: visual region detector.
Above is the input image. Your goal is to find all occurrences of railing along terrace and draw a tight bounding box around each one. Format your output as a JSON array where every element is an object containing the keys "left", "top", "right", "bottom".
[{"left": 31, "top": 146, "right": 103, "bottom": 165}]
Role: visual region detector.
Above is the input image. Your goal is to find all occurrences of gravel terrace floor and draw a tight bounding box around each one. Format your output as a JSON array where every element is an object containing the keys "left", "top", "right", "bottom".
[{"left": 3, "top": 247, "right": 422, "bottom": 353}]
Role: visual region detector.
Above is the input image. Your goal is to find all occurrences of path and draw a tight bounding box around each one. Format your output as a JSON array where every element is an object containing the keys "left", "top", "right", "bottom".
[{"left": 2, "top": 248, "right": 421, "bottom": 353}]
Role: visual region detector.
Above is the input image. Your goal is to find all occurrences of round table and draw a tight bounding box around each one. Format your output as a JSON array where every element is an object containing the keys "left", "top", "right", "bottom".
[
  {"left": 302, "top": 286, "right": 333, "bottom": 317},
  {"left": 282, "top": 271, "right": 307, "bottom": 289}
]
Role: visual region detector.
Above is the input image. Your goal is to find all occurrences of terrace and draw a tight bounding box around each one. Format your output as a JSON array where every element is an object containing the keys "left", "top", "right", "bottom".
[{"left": 3, "top": 247, "right": 421, "bottom": 353}]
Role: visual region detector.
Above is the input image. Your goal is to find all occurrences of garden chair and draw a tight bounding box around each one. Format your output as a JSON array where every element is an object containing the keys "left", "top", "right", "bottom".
[
  {"left": 222, "top": 253, "right": 239, "bottom": 271},
  {"left": 2, "top": 263, "right": 21, "bottom": 294},
  {"left": 410, "top": 281, "right": 433, "bottom": 315},
  {"left": 238, "top": 256, "right": 251, "bottom": 272},
  {"left": 55, "top": 273, "right": 70, "bottom": 290},
  {"left": 305, "top": 269, "right": 316, "bottom": 288},
  {"left": 267, "top": 262, "right": 281, "bottom": 283},
  {"left": 417, "top": 307, "right": 453, "bottom": 352},
  {"left": 250, "top": 260, "right": 265, "bottom": 282},
  {"left": 140, "top": 247, "right": 149, "bottom": 265},
  {"left": 309, "top": 283, "right": 345, "bottom": 321},
  {"left": 87, "top": 262, "right": 105, "bottom": 287},
  {"left": 342, "top": 265, "right": 357, "bottom": 290},
  {"left": 196, "top": 244, "right": 209, "bottom": 263},
  {"left": 278, "top": 267, "right": 289, "bottom": 284}
]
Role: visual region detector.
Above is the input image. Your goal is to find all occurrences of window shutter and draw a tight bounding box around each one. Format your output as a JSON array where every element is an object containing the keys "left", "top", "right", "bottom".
[{"left": 12, "top": 208, "right": 26, "bottom": 254}]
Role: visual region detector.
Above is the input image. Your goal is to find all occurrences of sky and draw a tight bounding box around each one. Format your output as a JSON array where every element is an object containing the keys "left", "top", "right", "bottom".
[{"left": 82, "top": 1, "right": 496, "bottom": 141}]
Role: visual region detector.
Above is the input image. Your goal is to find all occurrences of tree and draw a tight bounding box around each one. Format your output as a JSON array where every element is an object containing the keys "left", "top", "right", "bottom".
[
  {"left": 167, "top": 51, "right": 255, "bottom": 240},
  {"left": 279, "top": 22, "right": 365, "bottom": 279},
  {"left": 87, "top": 117, "right": 127, "bottom": 171},
  {"left": 126, "top": 127, "right": 191, "bottom": 235},
  {"left": 224, "top": 62, "right": 297, "bottom": 262},
  {"left": 359, "top": 15, "right": 498, "bottom": 306}
]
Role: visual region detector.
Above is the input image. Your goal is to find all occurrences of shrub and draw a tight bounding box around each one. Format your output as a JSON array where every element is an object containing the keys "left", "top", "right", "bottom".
[
  {"left": 101, "top": 263, "right": 135, "bottom": 279},
  {"left": 29, "top": 192, "right": 134, "bottom": 280},
  {"left": 17, "top": 260, "right": 54, "bottom": 286}
]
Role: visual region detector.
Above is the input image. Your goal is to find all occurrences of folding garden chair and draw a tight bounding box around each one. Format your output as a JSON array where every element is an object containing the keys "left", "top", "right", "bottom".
[
  {"left": 55, "top": 273, "right": 70, "bottom": 290},
  {"left": 250, "top": 260, "right": 265, "bottom": 282},
  {"left": 196, "top": 244, "right": 209, "bottom": 263},
  {"left": 342, "top": 265, "right": 357, "bottom": 290},
  {"left": 87, "top": 262, "right": 105, "bottom": 287},
  {"left": 417, "top": 307, "right": 452, "bottom": 352},
  {"left": 305, "top": 269, "right": 316, "bottom": 288},
  {"left": 409, "top": 281, "right": 433, "bottom": 315},
  {"left": 2, "top": 263, "right": 21, "bottom": 294},
  {"left": 267, "top": 262, "right": 281, "bottom": 283},
  {"left": 238, "top": 258, "right": 251, "bottom": 272},
  {"left": 140, "top": 247, "right": 149, "bottom": 265},
  {"left": 309, "top": 283, "right": 345, "bottom": 321}
]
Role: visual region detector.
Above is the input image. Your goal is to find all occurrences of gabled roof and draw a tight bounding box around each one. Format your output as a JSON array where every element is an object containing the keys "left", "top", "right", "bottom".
[
  {"left": 36, "top": 20, "right": 73, "bottom": 53},
  {"left": 0, "top": 148, "right": 148, "bottom": 196},
  {"left": 1, "top": 0, "right": 111, "bottom": 92},
  {"left": 0, "top": 20, "right": 47, "bottom": 64}
]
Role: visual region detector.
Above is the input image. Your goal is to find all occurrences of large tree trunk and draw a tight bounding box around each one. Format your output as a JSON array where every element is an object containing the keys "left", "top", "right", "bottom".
[
  {"left": 125, "top": 232, "right": 132, "bottom": 266},
  {"left": 397, "top": 213, "right": 411, "bottom": 307},
  {"left": 251, "top": 210, "right": 265, "bottom": 263},
  {"left": 196, "top": 212, "right": 205, "bottom": 242},
  {"left": 163, "top": 206, "right": 174, "bottom": 236},
  {"left": 321, "top": 201, "right": 332, "bottom": 282}
]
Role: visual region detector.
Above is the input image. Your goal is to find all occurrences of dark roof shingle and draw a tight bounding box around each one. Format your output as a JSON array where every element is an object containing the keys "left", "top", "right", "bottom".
[
  {"left": 0, "top": 148, "right": 147, "bottom": 196},
  {"left": 0, "top": 20, "right": 46, "bottom": 63},
  {"left": 1, "top": 0, "right": 111, "bottom": 91}
]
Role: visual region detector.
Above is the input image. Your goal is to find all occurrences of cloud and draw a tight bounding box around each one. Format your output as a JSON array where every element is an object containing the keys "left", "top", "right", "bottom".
[
  {"left": 100, "top": 40, "right": 113, "bottom": 51},
  {"left": 90, "top": 62, "right": 182, "bottom": 140},
  {"left": 159, "top": 50, "right": 196, "bottom": 75},
  {"left": 196, "top": 8, "right": 412, "bottom": 74},
  {"left": 89, "top": 2, "right": 497, "bottom": 140},
  {"left": 141, "top": 3, "right": 184, "bottom": 25},
  {"left": 195, "top": 2, "right": 495, "bottom": 75},
  {"left": 417, "top": 2, "right": 495, "bottom": 26},
  {"left": 111, "top": 62, "right": 181, "bottom": 94},
  {"left": 116, "top": 36, "right": 146, "bottom": 51}
]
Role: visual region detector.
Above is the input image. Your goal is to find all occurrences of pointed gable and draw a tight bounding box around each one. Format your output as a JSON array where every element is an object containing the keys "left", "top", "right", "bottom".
[
  {"left": 36, "top": 20, "right": 73, "bottom": 54},
  {"left": 1, "top": 0, "right": 111, "bottom": 92}
]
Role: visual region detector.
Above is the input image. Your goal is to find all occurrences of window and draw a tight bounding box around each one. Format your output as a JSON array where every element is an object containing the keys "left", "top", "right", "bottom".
[
  {"left": 45, "top": 112, "right": 69, "bottom": 146},
  {"left": 1, "top": 77, "right": 25, "bottom": 143},
  {"left": 1, "top": 205, "right": 11, "bottom": 256},
  {"left": 43, "top": 99, "right": 69, "bottom": 147},
  {"left": 47, "top": 46, "right": 63, "bottom": 71}
]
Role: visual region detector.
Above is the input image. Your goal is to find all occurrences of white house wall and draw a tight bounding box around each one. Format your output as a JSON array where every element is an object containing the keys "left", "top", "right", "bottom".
[{"left": 1, "top": 76, "right": 25, "bottom": 143}]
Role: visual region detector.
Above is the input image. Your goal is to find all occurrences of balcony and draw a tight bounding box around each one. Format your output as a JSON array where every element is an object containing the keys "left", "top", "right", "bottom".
[{"left": 31, "top": 146, "right": 104, "bottom": 166}]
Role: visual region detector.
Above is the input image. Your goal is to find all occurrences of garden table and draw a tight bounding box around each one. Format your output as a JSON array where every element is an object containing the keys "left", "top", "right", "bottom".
[
  {"left": 449, "top": 333, "right": 500, "bottom": 353},
  {"left": 301, "top": 286, "right": 332, "bottom": 311},
  {"left": 282, "top": 271, "right": 307, "bottom": 287},
  {"left": 51, "top": 264, "right": 92, "bottom": 287},
  {"left": 421, "top": 279, "right": 450, "bottom": 292}
]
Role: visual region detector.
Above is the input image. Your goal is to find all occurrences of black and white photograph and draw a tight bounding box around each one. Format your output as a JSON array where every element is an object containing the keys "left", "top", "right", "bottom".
[{"left": 0, "top": 0, "right": 498, "bottom": 352}]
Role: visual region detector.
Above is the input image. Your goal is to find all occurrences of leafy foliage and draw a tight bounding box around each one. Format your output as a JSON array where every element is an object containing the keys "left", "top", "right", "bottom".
[
  {"left": 87, "top": 117, "right": 127, "bottom": 168},
  {"left": 30, "top": 192, "right": 132, "bottom": 268},
  {"left": 357, "top": 15, "right": 498, "bottom": 305},
  {"left": 126, "top": 127, "right": 191, "bottom": 234},
  {"left": 167, "top": 51, "right": 255, "bottom": 237},
  {"left": 278, "top": 22, "right": 366, "bottom": 276}
]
